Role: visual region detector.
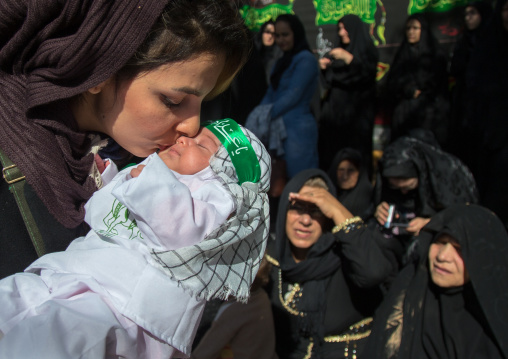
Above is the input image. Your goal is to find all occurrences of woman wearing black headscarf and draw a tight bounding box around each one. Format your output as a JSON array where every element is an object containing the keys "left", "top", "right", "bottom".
[
  {"left": 373, "top": 136, "right": 478, "bottom": 264},
  {"left": 465, "top": 0, "right": 508, "bottom": 229},
  {"left": 365, "top": 204, "right": 508, "bottom": 359},
  {"left": 327, "top": 148, "right": 374, "bottom": 220},
  {"left": 448, "top": 1, "right": 493, "bottom": 164},
  {"left": 259, "top": 14, "right": 319, "bottom": 179},
  {"left": 265, "top": 168, "right": 398, "bottom": 359},
  {"left": 318, "top": 15, "right": 379, "bottom": 172},
  {"left": 254, "top": 19, "right": 283, "bottom": 86},
  {"left": 386, "top": 14, "right": 450, "bottom": 146}
]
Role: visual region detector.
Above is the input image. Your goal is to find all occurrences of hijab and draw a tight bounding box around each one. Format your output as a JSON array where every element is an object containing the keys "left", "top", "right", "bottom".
[
  {"left": 274, "top": 168, "right": 341, "bottom": 345},
  {"left": 327, "top": 148, "right": 373, "bottom": 219},
  {"left": 0, "top": 0, "right": 169, "bottom": 228},
  {"left": 336, "top": 14, "right": 378, "bottom": 67},
  {"left": 270, "top": 14, "right": 311, "bottom": 90},
  {"left": 366, "top": 204, "right": 508, "bottom": 358},
  {"left": 387, "top": 13, "right": 446, "bottom": 98},
  {"left": 375, "top": 136, "right": 478, "bottom": 217}
]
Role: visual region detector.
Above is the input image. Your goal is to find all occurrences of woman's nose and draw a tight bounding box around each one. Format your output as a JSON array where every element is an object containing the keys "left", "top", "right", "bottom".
[
  {"left": 175, "top": 108, "right": 201, "bottom": 138},
  {"left": 437, "top": 243, "right": 454, "bottom": 261},
  {"left": 299, "top": 213, "right": 313, "bottom": 225}
]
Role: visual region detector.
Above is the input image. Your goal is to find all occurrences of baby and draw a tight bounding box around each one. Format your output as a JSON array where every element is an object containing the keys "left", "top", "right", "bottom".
[{"left": 0, "top": 119, "right": 271, "bottom": 359}]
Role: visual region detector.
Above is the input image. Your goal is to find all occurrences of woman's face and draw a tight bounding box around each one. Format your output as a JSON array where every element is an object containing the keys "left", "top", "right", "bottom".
[
  {"left": 262, "top": 23, "right": 275, "bottom": 47},
  {"left": 428, "top": 234, "right": 470, "bottom": 288},
  {"left": 406, "top": 19, "right": 422, "bottom": 44},
  {"left": 464, "top": 6, "right": 482, "bottom": 31},
  {"left": 285, "top": 186, "right": 326, "bottom": 256},
  {"left": 336, "top": 159, "right": 359, "bottom": 190},
  {"left": 388, "top": 177, "right": 419, "bottom": 195},
  {"left": 274, "top": 20, "right": 295, "bottom": 52},
  {"left": 338, "top": 22, "right": 350, "bottom": 45},
  {"left": 79, "top": 53, "right": 225, "bottom": 157}
]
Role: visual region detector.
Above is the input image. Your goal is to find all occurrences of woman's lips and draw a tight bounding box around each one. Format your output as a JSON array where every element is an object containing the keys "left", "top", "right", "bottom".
[{"left": 433, "top": 264, "right": 451, "bottom": 274}]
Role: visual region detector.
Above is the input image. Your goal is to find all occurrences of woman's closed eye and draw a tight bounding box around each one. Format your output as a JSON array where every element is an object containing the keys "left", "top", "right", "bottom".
[{"left": 160, "top": 94, "right": 181, "bottom": 109}]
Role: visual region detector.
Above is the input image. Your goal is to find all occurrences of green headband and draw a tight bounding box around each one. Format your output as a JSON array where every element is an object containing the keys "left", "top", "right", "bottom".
[{"left": 206, "top": 118, "right": 261, "bottom": 185}]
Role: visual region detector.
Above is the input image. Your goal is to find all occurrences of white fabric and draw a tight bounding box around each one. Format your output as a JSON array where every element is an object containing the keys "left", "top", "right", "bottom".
[
  {"left": 0, "top": 153, "right": 234, "bottom": 358},
  {"left": 152, "top": 126, "right": 272, "bottom": 303}
]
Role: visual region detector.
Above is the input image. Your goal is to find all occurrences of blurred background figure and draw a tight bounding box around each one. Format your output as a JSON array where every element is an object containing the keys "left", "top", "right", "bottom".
[
  {"left": 255, "top": 19, "right": 283, "bottom": 86},
  {"left": 259, "top": 14, "right": 319, "bottom": 180},
  {"left": 318, "top": 15, "right": 379, "bottom": 174},
  {"left": 465, "top": 0, "right": 508, "bottom": 229},
  {"left": 385, "top": 14, "right": 450, "bottom": 146},
  {"left": 448, "top": 1, "right": 492, "bottom": 168},
  {"left": 327, "top": 148, "right": 374, "bottom": 220}
]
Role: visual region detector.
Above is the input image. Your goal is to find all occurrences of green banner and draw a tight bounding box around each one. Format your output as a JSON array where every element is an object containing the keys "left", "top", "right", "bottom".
[
  {"left": 408, "top": 0, "right": 468, "bottom": 14},
  {"left": 313, "top": 0, "right": 377, "bottom": 25},
  {"left": 239, "top": 0, "right": 295, "bottom": 31}
]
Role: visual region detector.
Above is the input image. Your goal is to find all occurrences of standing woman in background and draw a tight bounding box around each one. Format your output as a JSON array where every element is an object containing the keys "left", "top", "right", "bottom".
[
  {"left": 0, "top": 0, "right": 250, "bottom": 278},
  {"left": 255, "top": 19, "right": 283, "bottom": 86},
  {"left": 318, "top": 15, "right": 379, "bottom": 173},
  {"left": 260, "top": 14, "right": 320, "bottom": 179},
  {"left": 385, "top": 14, "right": 450, "bottom": 146},
  {"left": 448, "top": 1, "right": 492, "bottom": 165}
]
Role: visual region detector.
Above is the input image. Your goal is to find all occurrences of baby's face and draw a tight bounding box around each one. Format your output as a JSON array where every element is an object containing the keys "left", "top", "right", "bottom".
[{"left": 158, "top": 127, "right": 220, "bottom": 175}]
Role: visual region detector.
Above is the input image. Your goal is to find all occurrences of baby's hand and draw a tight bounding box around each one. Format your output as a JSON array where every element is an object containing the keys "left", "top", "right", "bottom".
[{"left": 130, "top": 165, "right": 146, "bottom": 178}]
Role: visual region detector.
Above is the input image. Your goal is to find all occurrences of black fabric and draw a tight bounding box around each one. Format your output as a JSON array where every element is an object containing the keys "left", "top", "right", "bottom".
[
  {"left": 375, "top": 136, "right": 478, "bottom": 218},
  {"left": 318, "top": 15, "right": 378, "bottom": 171},
  {"left": 448, "top": 1, "right": 493, "bottom": 165},
  {"left": 0, "top": 180, "right": 88, "bottom": 279},
  {"left": 266, "top": 168, "right": 397, "bottom": 359},
  {"left": 365, "top": 204, "right": 508, "bottom": 359},
  {"left": 385, "top": 13, "right": 450, "bottom": 146},
  {"left": 270, "top": 14, "right": 311, "bottom": 90},
  {"left": 254, "top": 20, "right": 283, "bottom": 85},
  {"left": 464, "top": 0, "right": 508, "bottom": 229},
  {"left": 326, "top": 148, "right": 374, "bottom": 219}
]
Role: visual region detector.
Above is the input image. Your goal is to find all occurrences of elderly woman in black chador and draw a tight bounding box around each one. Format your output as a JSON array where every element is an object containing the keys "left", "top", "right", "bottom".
[
  {"left": 386, "top": 14, "right": 449, "bottom": 146},
  {"left": 465, "top": 0, "right": 508, "bottom": 229},
  {"left": 327, "top": 148, "right": 374, "bottom": 220},
  {"left": 365, "top": 204, "right": 508, "bottom": 359},
  {"left": 318, "top": 14, "right": 379, "bottom": 171},
  {"left": 373, "top": 135, "right": 478, "bottom": 264},
  {"left": 264, "top": 168, "right": 398, "bottom": 359}
]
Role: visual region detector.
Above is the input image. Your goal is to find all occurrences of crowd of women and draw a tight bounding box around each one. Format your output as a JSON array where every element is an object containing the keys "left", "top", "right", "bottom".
[
  {"left": 199, "top": 1, "right": 508, "bottom": 358},
  {"left": 0, "top": 0, "right": 507, "bottom": 358}
]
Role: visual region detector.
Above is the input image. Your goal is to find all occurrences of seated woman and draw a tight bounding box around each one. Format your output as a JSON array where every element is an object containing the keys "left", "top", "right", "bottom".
[
  {"left": 373, "top": 134, "right": 478, "bottom": 264},
  {"left": 264, "top": 168, "right": 398, "bottom": 359},
  {"left": 327, "top": 148, "right": 374, "bottom": 220},
  {"left": 365, "top": 204, "right": 508, "bottom": 358}
]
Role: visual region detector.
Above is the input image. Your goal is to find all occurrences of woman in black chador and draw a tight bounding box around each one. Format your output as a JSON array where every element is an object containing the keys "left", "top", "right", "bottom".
[
  {"left": 265, "top": 169, "right": 398, "bottom": 359},
  {"left": 465, "top": 0, "right": 508, "bottom": 229},
  {"left": 448, "top": 1, "right": 492, "bottom": 164},
  {"left": 365, "top": 204, "right": 508, "bottom": 359},
  {"left": 386, "top": 14, "right": 449, "bottom": 146},
  {"left": 327, "top": 148, "right": 374, "bottom": 220},
  {"left": 318, "top": 15, "right": 378, "bottom": 172}
]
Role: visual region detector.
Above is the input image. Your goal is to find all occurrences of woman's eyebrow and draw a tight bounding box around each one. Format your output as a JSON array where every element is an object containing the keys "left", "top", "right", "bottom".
[{"left": 172, "top": 86, "right": 203, "bottom": 97}]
